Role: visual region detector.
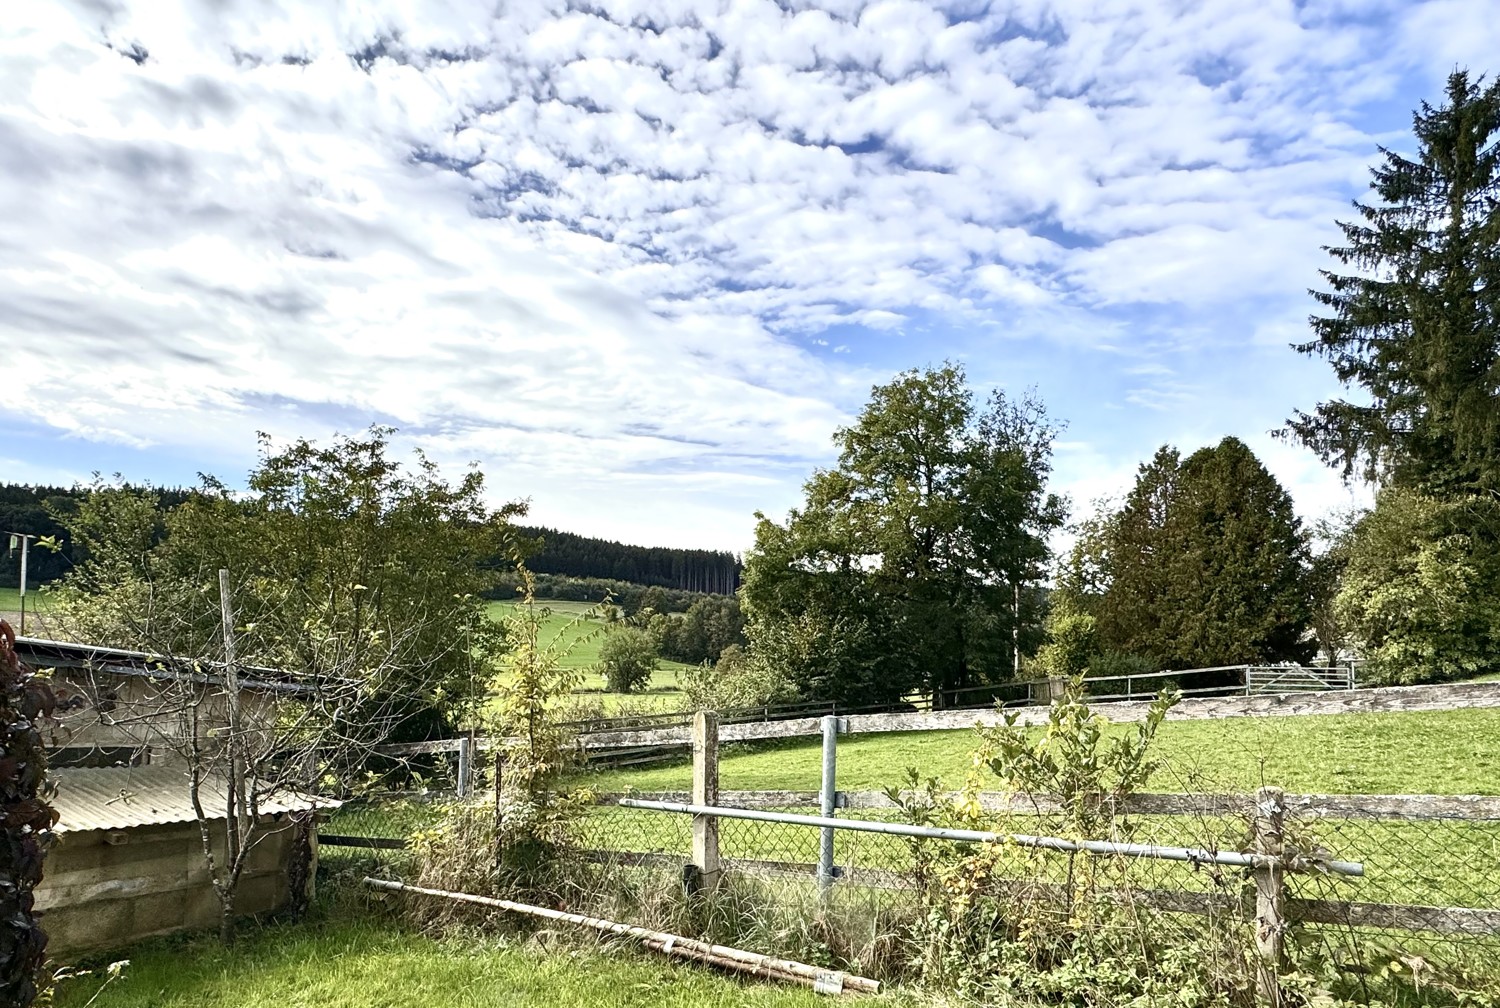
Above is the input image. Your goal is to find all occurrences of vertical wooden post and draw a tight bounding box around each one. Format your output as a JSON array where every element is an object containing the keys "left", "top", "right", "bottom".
[
  {"left": 1252, "top": 786, "right": 1287, "bottom": 1008},
  {"left": 818, "top": 715, "right": 839, "bottom": 891},
  {"left": 456, "top": 733, "right": 473, "bottom": 799},
  {"left": 493, "top": 748, "right": 507, "bottom": 871},
  {"left": 691, "top": 710, "right": 720, "bottom": 893}
]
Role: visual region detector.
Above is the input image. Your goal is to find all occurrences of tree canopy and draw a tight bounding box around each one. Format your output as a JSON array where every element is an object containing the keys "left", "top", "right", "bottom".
[
  {"left": 48, "top": 428, "right": 522, "bottom": 740},
  {"left": 1083, "top": 437, "right": 1313, "bottom": 670},
  {"left": 742, "top": 363, "right": 1065, "bottom": 706},
  {"left": 1288, "top": 70, "right": 1500, "bottom": 495}
]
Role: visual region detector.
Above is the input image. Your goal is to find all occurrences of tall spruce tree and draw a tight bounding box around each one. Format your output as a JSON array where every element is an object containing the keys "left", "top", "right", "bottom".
[
  {"left": 1095, "top": 447, "right": 1180, "bottom": 663},
  {"left": 1095, "top": 439, "right": 1312, "bottom": 669},
  {"left": 1166, "top": 438, "right": 1314, "bottom": 667},
  {"left": 1287, "top": 70, "right": 1500, "bottom": 494}
]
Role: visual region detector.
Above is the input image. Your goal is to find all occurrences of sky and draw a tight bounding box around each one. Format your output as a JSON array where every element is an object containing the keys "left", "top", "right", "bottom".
[{"left": 2, "top": 1, "right": 1496, "bottom": 552}]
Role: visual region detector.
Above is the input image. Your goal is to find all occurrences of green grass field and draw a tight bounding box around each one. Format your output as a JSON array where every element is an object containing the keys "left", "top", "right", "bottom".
[
  {"left": 0, "top": 586, "right": 44, "bottom": 615},
  {"left": 586, "top": 707, "right": 1500, "bottom": 796},
  {"left": 571, "top": 708, "right": 1500, "bottom": 924},
  {"left": 486, "top": 599, "right": 690, "bottom": 710},
  {"left": 51, "top": 919, "right": 839, "bottom": 1008}
]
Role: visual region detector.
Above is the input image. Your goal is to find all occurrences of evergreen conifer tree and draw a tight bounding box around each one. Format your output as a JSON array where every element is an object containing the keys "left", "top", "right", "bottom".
[{"left": 1288, "top": 70, "right": 1500, "bottom": 494}]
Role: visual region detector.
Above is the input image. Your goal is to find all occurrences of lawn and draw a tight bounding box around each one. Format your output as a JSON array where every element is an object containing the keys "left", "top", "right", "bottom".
[
  {"left": 573, "top": 707, "right": 1500, "bottom": 921},
  {"left": 486, "top": 599, "right": 690, "bottom": 712},
  {"left": 0, "top": 585, "right": 49, "bottom": 616},
  {"left": 50, "top": 919, "right": 843, "bottom": 1008},
  {"left": 584, "top": 707, "right": 1500, "bottom": 796}
]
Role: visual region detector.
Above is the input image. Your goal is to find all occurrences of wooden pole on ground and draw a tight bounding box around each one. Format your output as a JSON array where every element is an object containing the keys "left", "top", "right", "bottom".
[
  {"left": 1252, "top": 786, "right": 1287, "bottom": 1008},
  {"left": 363, "top": 878, "right": 878, "bottom": 995},
  {"left": 691, "top": 710, "right": 720, "bottom": 893}
]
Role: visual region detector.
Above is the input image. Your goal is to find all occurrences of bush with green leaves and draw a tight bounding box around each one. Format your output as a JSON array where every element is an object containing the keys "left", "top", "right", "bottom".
[
  {"left": 1334, "top": 488, "right": 1500, "bottom": 685},
  {"left": 884, "top": 681, "right": 1261, "bottom": 1006},
  {"left": 596, "top": 625, "right": 658, "bottom": 693},
  {"left": 674, "top": 644, "right": 793, "bottom": 712}
]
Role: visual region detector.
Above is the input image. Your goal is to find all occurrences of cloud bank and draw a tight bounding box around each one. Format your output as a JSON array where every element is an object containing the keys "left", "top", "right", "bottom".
[{"left": 2, "top": 0, "right": 1493, "bottom": 546}]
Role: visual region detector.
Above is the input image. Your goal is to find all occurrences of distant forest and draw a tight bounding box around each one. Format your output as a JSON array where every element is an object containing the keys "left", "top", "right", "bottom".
[
  {"left": 0, "top": 484, "right": 741, "bottom": 595},
  {"left": 0, "top": 483, "right": 195, "bottom": 588},
  {"left": 514, "top": 525, "right": 740, "bottom": 595}
]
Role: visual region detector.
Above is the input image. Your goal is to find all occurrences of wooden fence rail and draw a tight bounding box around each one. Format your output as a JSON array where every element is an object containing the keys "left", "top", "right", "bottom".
[
  {"left": 570, "top": 848, "right": 1500, "bottom": 938},
  {"left": 370, "top": 680, "right": 1500, "bottom": 758}
]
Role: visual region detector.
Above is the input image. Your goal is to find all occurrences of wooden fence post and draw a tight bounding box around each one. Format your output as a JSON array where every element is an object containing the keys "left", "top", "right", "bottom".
[
  {"left": 691, "top": 710, "right": 721, "bottom": 893},
  {"left": 456, "top": 733, "right": 473, "bottom": 799},
  {"left": 1252, "top": 786, "right": 1287, "bottom": 1008}
]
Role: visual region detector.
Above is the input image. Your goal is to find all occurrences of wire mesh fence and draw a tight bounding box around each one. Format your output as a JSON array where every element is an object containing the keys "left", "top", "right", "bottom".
[{"left": 563, "top": 788, "right": 1500, "bottom": 994}]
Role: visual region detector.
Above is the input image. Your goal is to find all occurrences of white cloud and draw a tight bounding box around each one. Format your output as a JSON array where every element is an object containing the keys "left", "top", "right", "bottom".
[{"left": 0, "top": 0, "right": 1486, "bottom": 548}]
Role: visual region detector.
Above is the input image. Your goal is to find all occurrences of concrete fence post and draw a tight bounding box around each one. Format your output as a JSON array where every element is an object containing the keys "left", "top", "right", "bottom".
[
  {"left": 1252, "top": 786, "right": 1287, "bottom": 1008},
  {"left": 691, "top": 710, "right": 721, "bottom": 893}
]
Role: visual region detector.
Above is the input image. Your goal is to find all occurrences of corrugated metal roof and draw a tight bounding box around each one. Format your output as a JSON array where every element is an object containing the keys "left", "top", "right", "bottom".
[
  {"left": 14, "top": 636, "right": 320, "bottom": 695},
  {"left": 49, "top": 767, "right": 340, "bottom": 833}
]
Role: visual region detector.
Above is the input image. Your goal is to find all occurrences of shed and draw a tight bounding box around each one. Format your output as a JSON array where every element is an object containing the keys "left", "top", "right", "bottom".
[
  {"left": 36, "top": 766, "right": 338, "bottom": 954},
  {"left": 13, "top": 635, "right": 314, "bottom": 767}
]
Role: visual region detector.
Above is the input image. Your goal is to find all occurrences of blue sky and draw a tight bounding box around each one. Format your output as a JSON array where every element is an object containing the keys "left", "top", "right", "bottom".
[{"left": 2, "top": 0, "right": 1496, "bottom": 550}]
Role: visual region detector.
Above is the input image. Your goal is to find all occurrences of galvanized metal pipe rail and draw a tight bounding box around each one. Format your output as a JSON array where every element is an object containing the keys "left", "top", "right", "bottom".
[{"left": 615, "top": 798, "right": 1366, "bottom": 877}]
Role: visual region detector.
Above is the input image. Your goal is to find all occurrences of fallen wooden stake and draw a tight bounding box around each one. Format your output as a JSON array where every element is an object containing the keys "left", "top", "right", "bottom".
[
  {"left": 363, "top": 877, "right": 878, "bottom": 995},
  {"left": 640, "top": 938, "right": 845, "bottom": 994}
]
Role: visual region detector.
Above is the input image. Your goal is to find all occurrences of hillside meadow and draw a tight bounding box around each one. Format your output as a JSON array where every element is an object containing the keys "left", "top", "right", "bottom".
[{"left": 485, "top": 599, "right": 689, "bottom": 710}]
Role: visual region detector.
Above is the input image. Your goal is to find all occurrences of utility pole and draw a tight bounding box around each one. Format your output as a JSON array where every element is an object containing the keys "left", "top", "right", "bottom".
[{"left": 6, "top": 533, "right": 35, "bottom": 636}]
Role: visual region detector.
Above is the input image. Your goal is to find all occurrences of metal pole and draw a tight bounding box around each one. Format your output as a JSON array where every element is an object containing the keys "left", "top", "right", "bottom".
[
  {"left": 818, "top": 715, "right": 838, "bottom": 889},
  {"left": 17, "top": 535, "right": 27, "bottom": 636},
  {"left": 616, "top": 798, "right": 1364, "bottom": 876}
]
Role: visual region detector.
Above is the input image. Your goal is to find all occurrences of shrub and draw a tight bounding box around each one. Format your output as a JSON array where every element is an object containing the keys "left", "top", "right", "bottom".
[
  {"left": 675, "top": 644, "right": 793, "bottom": 712},
  {"left": 597, "top": 626, "right": 658, "bottom": 693}
]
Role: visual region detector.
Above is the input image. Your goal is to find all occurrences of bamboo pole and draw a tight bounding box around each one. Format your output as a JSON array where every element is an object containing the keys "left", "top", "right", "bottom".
[
  {"left": 362, "top": 878, "right": 879, "bottom": 994},
  {"left": 639, "top": 938, "right": 846, "bottom": 994}
]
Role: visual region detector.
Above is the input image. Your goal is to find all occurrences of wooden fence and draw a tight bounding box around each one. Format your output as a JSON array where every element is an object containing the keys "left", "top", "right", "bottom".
[
  {"left": 372, "top": 679, "right": 1500, "bottom": 763},
  {"left": 579, "top": 710, "right": 1500, "bottom": 944}
]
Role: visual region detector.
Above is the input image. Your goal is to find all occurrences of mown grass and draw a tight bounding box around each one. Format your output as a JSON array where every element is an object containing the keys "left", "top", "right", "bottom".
[
  {"left": 483, "top": 598, "right": 690, "bottom": 716},
  {"left": 0, "top": 585, "right": 52, "bottom": 620},
  {"left": 583, "top": 707, "right": 1500, "bottom": 797},
  {"left": 486, "top": 599, "right": 692, "bottom": 691},
  {"left": 50, "top": 918, "right": 841, "bottom": 1008}
]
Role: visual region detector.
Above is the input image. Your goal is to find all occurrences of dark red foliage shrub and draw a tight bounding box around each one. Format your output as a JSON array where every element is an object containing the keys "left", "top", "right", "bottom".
[{"left": 0, "top": 620, "right": 55, "bottom": 1007}]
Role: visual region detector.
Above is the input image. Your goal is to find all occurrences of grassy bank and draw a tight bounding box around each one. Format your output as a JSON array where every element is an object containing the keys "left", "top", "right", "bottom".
[
  {"left": 51, "top": 919, "right": 844, "bottom": 1008},
  {"left": 584, "top": 707, "right": 1500, "bottom": 796}
]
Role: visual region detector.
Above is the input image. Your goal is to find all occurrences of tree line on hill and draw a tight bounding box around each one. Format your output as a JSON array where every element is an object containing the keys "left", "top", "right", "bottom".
[
  {"left": 512, "top": 525, "right": 739, "bottom": 595},
  {"left": 0, "top": 483, "right": 196, "bottom": 589},
  {"left": 0, "top": 485, "right": 740, "bottom": 602}
]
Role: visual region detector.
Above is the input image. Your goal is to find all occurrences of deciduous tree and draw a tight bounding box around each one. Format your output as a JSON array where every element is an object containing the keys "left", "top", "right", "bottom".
[{"left": 743, "top": 363, "right": 1065, "bottom": 706}]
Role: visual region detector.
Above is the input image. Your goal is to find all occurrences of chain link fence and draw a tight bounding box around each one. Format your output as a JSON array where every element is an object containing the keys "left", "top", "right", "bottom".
[{"left": 562, "top": 787, "right": 1500, "bottom": 994}]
